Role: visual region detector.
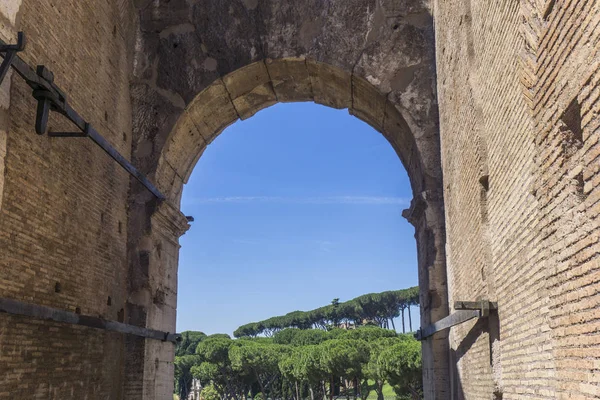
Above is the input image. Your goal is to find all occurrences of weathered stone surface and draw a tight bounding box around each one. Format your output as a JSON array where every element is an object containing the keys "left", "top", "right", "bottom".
[
  {"left": 266, "top": 58, "right": 313, "bottom": 102},
  {"left": 156, "top": 29, "right": 221, "bottom": 104},
  {"left": 382, "top": 101, "right": 421, "bottom": 189},
  {"left": 306, "top": 60, "right": 352, "bottom": 110},
  {"left": 138, "top": 0, "right": 191, "bottom": 33},
  {"left": 355, "top": 20, "right": 428, "bottom": 97},
  {"left": 233, "top": 82, "right": 277, "bottom": 120},
  {"left": 350, "top": 75, "right": 387, "bottom": 132},
  {"left": 191, "top": 0, "right": 263, "bottom": 76},
  {"left": 222, "top": 61, "right": 277, "bottom": 119},
  {"left": 186, "top": 80, "right": 239, "bottom": 146},
  {"left": 133, "top": 31, "right": 160, "bottom": 81},
  {"left": 222, "top": 61, "right": 270, "bottom": 99},
  {"left": 159, "top": 110, "right": 205, "bottom": 184},
  {"left": 131, "top": 83, "right": 183, "bottom": 176},
  {"left": 257, "top": 0, "right": 375, "bottom": 71}
]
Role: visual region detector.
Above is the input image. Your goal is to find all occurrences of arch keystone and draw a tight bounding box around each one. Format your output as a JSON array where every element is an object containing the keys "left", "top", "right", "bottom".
[{"left": 265, "top": 58, "right": 313, "bottom": 102}]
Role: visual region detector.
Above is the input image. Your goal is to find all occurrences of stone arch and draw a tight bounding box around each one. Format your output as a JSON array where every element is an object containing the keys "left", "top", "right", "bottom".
[
  {"left": 155, "top": 59, "right": 429, "bottom": 205},
  {"left": 130, "top": 59, "right": 449, "bottom": 400},
  {"left": 126, "top": 1, "right": 449, "bottom": 398}
]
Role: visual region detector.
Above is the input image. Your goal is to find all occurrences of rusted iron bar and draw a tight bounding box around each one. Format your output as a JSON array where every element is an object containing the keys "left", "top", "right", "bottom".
[
  {"left": 454, "top": 300, "right": 498, "bottom": 317},
  {"left": 415, "top": 310, "right": 481, "bottom": 341},
  {"left": 415, "top": 300, "right": 497, "bottom": 341},
  {"left": 0, "top": 297, "right": 181, "bottom": 343},
  {"left": 0, "top": 32, "right": 166, "bottom": 201}
]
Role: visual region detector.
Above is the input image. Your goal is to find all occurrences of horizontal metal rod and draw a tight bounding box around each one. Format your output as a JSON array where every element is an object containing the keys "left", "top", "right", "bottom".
[
  {"left": 0, "top": 34, "right": 166, "bottom": 201},
  {"left": 415, "top": 310, "right": 481, "bottom": 341},
  {"left": 454, "top": 300, "right": 498, "bottom": 311},
  {"left": 0, "top": 297, "right": 180, "bottom": 343},
  {"left": 86, "top": 121, "right": 166, "bottom": 200}
]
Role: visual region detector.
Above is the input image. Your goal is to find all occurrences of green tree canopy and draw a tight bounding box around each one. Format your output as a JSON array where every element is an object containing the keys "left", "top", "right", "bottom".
[
  {"left": 234, "top": 288, "right": 419, "bottom": 337},
  {"left": 320, "top": 339, "right": 370, "bottom": 380},
  {"left": 273, "top": 328, "right": 302, "bottom": 345},
  {"left": 175, "top": 287, "right": 422, "bottom": 400},
  {"left": 176, "top": 331, "right": 207, "bottom": 356},
  {"left": 196, "top": 336, "right": 233, "bottom": 364},
  {"left": 378, "top": 338, "right": 422, "bottom": 400},
  {"left": 337, "top": 326, "right": 397, "bottom": 342},
  {"left": 291, "top": 329, "right": 329, "bottom": 346},
  {"left": 199, "top": 384, "right": 220, "bottom": 400}
]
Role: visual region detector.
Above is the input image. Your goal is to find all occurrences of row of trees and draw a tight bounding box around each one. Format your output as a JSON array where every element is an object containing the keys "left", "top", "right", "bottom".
[
  {"left": 175, "top": 327, "right": 422, "bottom": 400},
  {"left": 233, "top": 288, "right": 419, "bottom": 338}
]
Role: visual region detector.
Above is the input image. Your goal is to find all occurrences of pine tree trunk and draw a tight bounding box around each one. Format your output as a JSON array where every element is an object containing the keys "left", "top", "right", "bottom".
[
  {"left": 401, "top": 307, "right": 405, "bottom": 333},
  {"left": 330, "top": 376, "right": 334, "bottom": 400},
  {"left": 408, "top": 306, "right": 412, "bottom": 332},
  {"left": 255, "top": 371, "right": 266, "bottom": 398},
  {"left": 376, "top": 382, "right": 384, "bottom": 400},
  {"left": 390, "top": 318, "right": 396, "bottom": 331}
]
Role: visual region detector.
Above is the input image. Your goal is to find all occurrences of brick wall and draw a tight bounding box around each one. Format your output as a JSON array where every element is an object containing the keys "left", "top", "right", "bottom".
[
  {"left": 0, "top": 0, "right": 135, "bottom": 398},
  {"left": 435, "top": 0, "right": 600, "bottom": 398},
  {"left": 533, "top": 0, "right": 600, "bottom": 397}
]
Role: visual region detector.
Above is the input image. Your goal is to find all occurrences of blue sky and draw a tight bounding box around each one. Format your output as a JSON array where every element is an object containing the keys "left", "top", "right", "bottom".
[{"left": 176, "top": 102, "right": 419, "bottom": 336}]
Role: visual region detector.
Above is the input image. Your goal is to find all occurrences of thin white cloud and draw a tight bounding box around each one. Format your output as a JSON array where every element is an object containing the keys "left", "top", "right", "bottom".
[{"left": 184, "top": 195, "right": 410, "bottom": 206}]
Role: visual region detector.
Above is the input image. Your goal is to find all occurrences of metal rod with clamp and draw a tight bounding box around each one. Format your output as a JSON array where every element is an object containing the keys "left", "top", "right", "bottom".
[
  {"left": 415, "top": 300, "right": 497, "bottom": 341},
  {"left": 0, "top": 297, "right": 181, "bottom": 343},
  {"left": 0, "top": 32, "right": 166, "bottom": 201}
]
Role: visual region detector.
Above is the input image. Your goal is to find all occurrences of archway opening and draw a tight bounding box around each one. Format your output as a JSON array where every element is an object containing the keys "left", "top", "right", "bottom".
[
  {"left": 176, "top": 102, "right": 419, "bottom": 335},
  {"left": 175, "top": 101, "right": 421, "bottom": 400},
  {"left": 127, "top": 60, "right": 448, "bottom": 400}
]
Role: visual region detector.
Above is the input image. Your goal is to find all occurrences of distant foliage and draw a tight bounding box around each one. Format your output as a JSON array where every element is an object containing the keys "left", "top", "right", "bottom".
[
  {"left": 176, "top": 331, "right": 207, "bottom": 357},
  {"left": 174, "top": 325, "right": 422, "bottom": 400},
  {"left": 174, "top": 331, "right": 207, "bottom": 399},
  {"left": 378, "top": 340, "right": 422, "bottom": 399},
  {"left": 233, "top": 287, "right": 419, "bottom": 337},
  {"left": 199, "top": 384, "right": 220, "bottom": 400},
  {"left": 175, "top": 287, "right": 422, "bottom": 400},
  {"left": 174, "top": 354, "right": 202, "bottom": 400}
]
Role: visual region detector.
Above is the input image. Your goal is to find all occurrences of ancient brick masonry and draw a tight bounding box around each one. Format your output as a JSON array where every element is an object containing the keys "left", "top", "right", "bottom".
[
  {"left": 0, "top": 0, "right": 135, "bottom": 399},
  {"left": 0, "top": 0, "right": 599, "bottom": 399},
  {"left": 436, "top": 0, "right": 600, "bottom": 398}
]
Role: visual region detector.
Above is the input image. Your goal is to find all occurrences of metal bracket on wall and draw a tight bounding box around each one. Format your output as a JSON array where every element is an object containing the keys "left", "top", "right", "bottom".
[
  {"left": 0, "top": 297, "right": 181, "bottom": 343},
  {"left": 0, "top": 32, "right": 166, "bottom": 201},
  {"left": 415, "top": 300, "right": 497, "bottom": 341}
]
